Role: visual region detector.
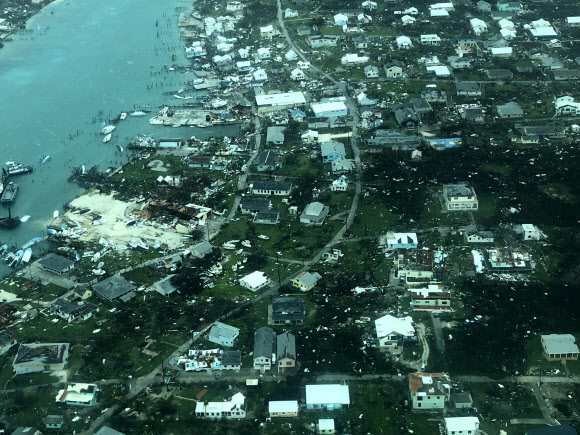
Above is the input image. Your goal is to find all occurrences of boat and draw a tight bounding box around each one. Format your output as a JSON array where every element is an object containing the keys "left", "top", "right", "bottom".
[
  {"left": 120, "top": 112, "right": 127, "bottom": 120},
  {"left": 10, "top": 249, "right": 23, "bottom": 267},
  {"left": 22, "top": 237, "right": 42, "bottom": 249},
  {"left": 21, "top": 248, "right": 32, "bottom": 264},
  {"left": 258, "top": 235, "right": 269, "bottom": 240},
  {"left": 53, "top": 210, "right": 59, "bottom": 219},
  {"left": 42, "top": 155, "right": 51, "bottom": 164},
  {"left": 222, "top": 243, "right": 236, "bottom": 250},
  {"left": 6, "top": 161, "right": 33, "bottom": 176},
  {"left": 116, "top": 145, "right": 124, "bottom": 152},
  {"left": 75, "top": 253, "right": 81, "bottom": 261},
  {"left": 0, "top": 182, "right": 19, "bottom": 204},
  {"left": 0, "top": 208, "right": 20, "bottom": 229},
  {"left": 20, "top": 215, "right": 30, "bottom": 222},
  {"left": 101, "top": 125, "right": 116, "bottom": 135},
  {"left": 0, "top": 244, "right": 7, "bottom": 254},
  {"left": 47, "top": 228, "right": 58, "bottom": 235},
  {"left": 130, "top": 111, "right": 147, "bottom": 116},
  {"left": 241, "top": 240, "right": 252, "bottom": 248},
  {"left": 4, "top": 252, "right": 15, "bottom": 263},
  {"left": 103, "top": 133, "right": 112, "bottom": 143},
  {"left": 232, "top": 264, "right": 238, "bottom": 271},
  {"left": 97, "top": 261, "right": 104, "bottom": 269},
  {"left": 92, "top": 269, "right": 106, "bottom": 275}
]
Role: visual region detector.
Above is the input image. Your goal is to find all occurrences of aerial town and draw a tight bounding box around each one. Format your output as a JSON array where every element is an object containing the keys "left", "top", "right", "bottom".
[{"left": 0, "top": 0, "right": 580, "bottom": 433}]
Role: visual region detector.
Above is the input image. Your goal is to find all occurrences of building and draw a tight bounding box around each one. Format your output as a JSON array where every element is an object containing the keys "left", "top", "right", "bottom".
[
  {"left": 307, "top": 35, "right": 339, "bottom": 48},
  {"left": 277, "top": 332, "right": 296, "bottom": 372},
  {"left": 409, "top": 372, "right": 451, "bottom": 410},
  {"left": 311, "top": 102, "right": 348, "bottom": 118},
  {"left": 306, "top": 384, "right": 350, "bottom": 410},
  {"left": 385, "top": 62, "right": 404, "bottom": 78},
  {"left": 364, "top": 65, "right": 379, "bottom": 78},
  {"left": 291, "top": 68, "right": 305, "bottom": 81},
  {"left": 456, "top": 82, "right": 481, "bottom": 97},
  {"left": 363, "top": 129, "right": 421, "bottom": 152},
  {"left": 0, "top": 331, "right": 17, "bottom": 356},
  {"left": 375, "top": 315, "right": 416, "bottom": 350},
  {"left": 320, "top": 140, "right": 346, "bottom": 162},
  {"left": 195, "top": 392, "right": 246, "bottom": 419},
  {"left": 55, "top": 383, "right": 99, "bottom": 406},
  {"left": 443, "top": 183, "right": 478, "bottom": 211},
  {"left": 299, "top": 202, "right": 329, "bottom": 225},
  {"left": 11, "top": 428, "right": 42, "bottom": 435},
  {"left": 291, "top": 271, "right": 322, "bottom": 291},
  {"left": 37, "top": 253, "right": 75, "bottom": 275},
  {"left": 521, "top": 223, "right": 542, "bottom": 240},
  {"left": 208, "top": 322, "right": 240, "bottom": 347},
  {"left": 50, "top": 298, "right": 99, "bottom": 323},
  {"left": 444, "top": 417, "right": 480, "bottom": 435},
  {"left": 254, "top": 211, "right": 280, "bottom": 225},
  {"left": 470, "top": 18, "right": 487, "bottom": 35},
  {"left": 331, "top": 175, "right": 348, "bottom": 192},
  {"left": 386, "top": 232, "right": 418, "bottom": 249},
  {"left": 567, "top": 16, "right": 580, "bottom": 27},
  {"left": 256, "top": 92, "right": 306, "bottom": 113},
  {"left": 269, "top": 400, "right": 299, "bottom": 418},
  {"left": 497, "top": 102, "right": 523, "bottom": 118},
  {"left": 185, "top": 349, "right": 242, "bottom": 371},
  {"left": 260, "top": 25, "right": 279, "bottom": 39},
  {"left": 396, "top": 35, "right": 413, "bottom": 49},
  {"left": 479, "top": 248, "right": 533, "bottom": 273},
  {"left": 240, "top": 198, "right": 271, "bottom": 215},
  {"left": 269, "top": 297, "right": 306, "bottom": 325},
  {"left": 477, "top": 0, "right": 492, "bottom": 12},
  {"left": 541, "top": 334, "right": 580, "bottom": 361},
  {"left": 526, "top": 425, "right": 578, "bottom": 435},
  {"left": 251, "top": 180, "right": 292, "bottom": 196},
  {"left": 411, "top": 285, "right": 452, "bottom": 311},
  {"left": 555, "top": 96, "right": 580, "bottom": 116},
  {"left": 43, "top": 415, "right": 64, "bottom": 430},
  {"left": 421, "top": 34, "right": 441, "bottom": 45},
  {"left": 331, "top": 158, "right": 353, "bottom": 175},
  {"left": 255, "top": 150, "right": 283, "bottom": 171},
  {"left": 490, "top": 46, "right": 513, "bottom": 57},
  {"left": 239, "top": 271, "right": 270, "bottom": 292},
  {"left": 452, "top": 392, "right": 474, "bottom": 409},
  {"left": 93, "top": 274, "right": 136, "bottom": 302},
  {"left": 254, "top": 327, "right": 276, "bottom": 371},
  {"left": 464, "top": 225, "right": 494, "bottom": 243},
  {"left": 13, "top": 343, "right": 70, "bottom": 374},
  {"left": 266, "top": 127, "right": 286, "bottom": 145},
  {"left": 319, "top": 419, "right": 336, "bottom": 434}
]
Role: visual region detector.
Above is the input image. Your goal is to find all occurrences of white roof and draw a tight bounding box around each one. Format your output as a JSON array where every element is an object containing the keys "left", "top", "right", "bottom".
[
  {"left": 306, "top": 384, "right": 350, "bottom": 405},
  {"left": 256, "top": 92, "right": 306, "bottom": 107},
  {"left": 387, "top": 232, "right": 418, "bottom": 244},
  {"left": 521, "top": 224, "right": 537, "bottom": 232},
  {"left": 491, "top": 47, "right": 513, "bottom": 55},
  {"left": 260, "top": 25, "right": 274, "bottom": 32},
  {"left": 257, "top": 47, "right": 270, "bottom": 54},
  {"left": 56, "top": 383, "right": 98, "bottom": 404},
  {"left": 396, "top": 36, "right": 412, "bottom": 44},
  {"left": 427, "top": 65, "right": 452, "bottom": 76},
  {"left": 431, "top": 9, "right": 449, "bottom": 16},
  {"left": 530, "top": 27, "right": 557, "bottom": 37},
  {"left": 402, "top": 15, "right": 416, "bottom": 23},
  {"left": 499, "top": 18, "right": 514, "bottom": 29},
  {"left": 375, "top": 315, "right": 415, "bottom": 339},
  {"left": 312, "top": 102, "right": 347, "bottom": 114},
  {"left": 531, "top": 18, "right": 551, "bottom": 28},
  {"left": 269, "top": 400, "right": 299, "bottom": 413},
  {"left": 470, "top": 18, "right": 486, "bottom": 28},
  {"left": 240, "top": 271, "right": 269, "bottom": 288},
  {"left": 500, "top": 28, "right": 517, "bottom": 38},
  {"left": 319, "top": 419, "right": 335, "bottom": 430},
  {"left": 567, "top": 16, "right": 580, "bottom": 24},
  {"left": 444, "top": 417, "right": 480, "bottom": 432},
  {"left": 430, "top": 2, "right": 453, "bottom": 9},
  {"left": 542, "top": 334, "right": 580, "bottom": 355}
]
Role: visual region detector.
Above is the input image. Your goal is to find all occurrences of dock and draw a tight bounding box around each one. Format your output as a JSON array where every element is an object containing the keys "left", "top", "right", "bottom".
[{"left": 193, "top": 80, "right": 221, "bottom": 90}]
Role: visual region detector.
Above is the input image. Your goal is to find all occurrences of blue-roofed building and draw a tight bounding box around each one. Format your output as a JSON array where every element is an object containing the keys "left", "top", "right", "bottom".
[
  {"left": 320, "top": 140, "right": 346, "bottom": 163},
  {"left": 424, "top": 138, "right": 463, "bottom": 150},
  {"left": 292, "top": 109, "right": 307, "bottom": 122}
]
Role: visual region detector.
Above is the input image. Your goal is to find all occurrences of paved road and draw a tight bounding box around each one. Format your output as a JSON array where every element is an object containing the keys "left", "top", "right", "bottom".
[{"left": 431, "top": 312, "right": 446, "bottom": 353}]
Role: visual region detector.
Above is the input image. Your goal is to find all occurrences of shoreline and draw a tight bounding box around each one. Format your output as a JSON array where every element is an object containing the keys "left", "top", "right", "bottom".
[{"left": 0, "top": 0, "right": 60, "bottom": 39}]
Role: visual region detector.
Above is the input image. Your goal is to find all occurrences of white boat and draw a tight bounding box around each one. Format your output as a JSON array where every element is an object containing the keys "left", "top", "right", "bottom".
[
  {"left": 97, "top": 261, "right": 104, "bottom": 269},
  {"left": 103, "top": 133, "right": 112, "bottom": 143},
  {"left": 258, "top": 234, "right": 269, "bottom": 240},
  {"left": 53, "top": 210, "right": 59, "bottom": 219},
  {"left": 21, "top": 248, "right": 32, "bottom": 264},
  {"left": 10, "top": 250, "right": 23, "bottom": 267},
  {"left": 101, "top": 125, "right": 116, "bottom": 135},
  {"left": 120, "top": 112, "right": 127, "bottom": 120},
  {"left": 232, "top": 264, "right": 238, "bottom": 271},
  {"left": 92, "top": 269, "right": 106, "bottom": 275},
  {"left": 222, "top": 243, "right": 236, "bottom": 250},
  {"left": 116, "top": 145, "right": 123, "bottom": 152},
  {"left": 20, "top": 215, "right": 30, "bottom": 222},
  {"left": 241, "top": 240, "right": 252, "bottom": 248},
  {"left": 22, "top": 237, "right": 42, "bottom": 249},
  {"left": 130, "top": 111, "right": 147, "bottom": 116},
  {"left": 92, "top": 253, "right": 101, "bottom": 262},
  {"left": 42, "top": 155, "right": 51, "bottom": 164}
]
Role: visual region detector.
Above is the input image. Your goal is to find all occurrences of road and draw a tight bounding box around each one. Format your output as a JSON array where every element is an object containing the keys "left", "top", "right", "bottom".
[{"left": 431, "top": 312, "right": 446, "bottom": 353}]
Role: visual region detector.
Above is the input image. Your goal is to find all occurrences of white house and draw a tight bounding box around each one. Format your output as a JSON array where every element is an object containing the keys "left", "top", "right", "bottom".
[
  {"left": 490, "top": 47, "right": 513, "bottom": 57},
  {"left": 401, "top": 15, "right": 417, "bottom": 25},
  {"left": 240, "top": 271, "right": 270, "bottom": 292},
  {"left": 257, "top": 47, "right": 271, "bottom": 59},
  {"left": 208, "top": 322, "right": 240, "bottom": 347},
  {"left": 226, "top": 1, "right": 245, "bottom": 12},
  {"left": 306, "top": 385, "right": 350, "bottom": 410},
  {"left": 470, "top": 18, "right": 487, "bottom": 35},
  {"left": 386, "top": 232, "right": 418, "bottom": 249},
  {"left": 55, "top": 383, "right": 99, "bottom": 407},
  {"left": 364, "top": 65, "right": 380, "bottom": 78},
  {"left": 567, "top": 16, "right": 580, "bottom": 27},
  {"left": 444, "top": 417, "right": 480, "bottom": 435},
  {"left": 334, "top": 13, "right": 348, "bottom": 26},
  {"left": 409, "top": 372, "right": 451, "bottom": 410},
  {"left": 260, "top": 25, "right": 278, "bottom": 39},
  {"left": 362, "top": 0, "right": 377, "bottom": 10},
  {"left": 375, "top": 315, "right": 415, "bottom": 350},
  {"left": 403, "top": 7, "right": 419, "bottom": 15},
  {"left": 291, "top": 68, "right": 305, "bottom": 81},
  {"left": 341, "top": 53, "right": 369, "bottom": 65},
  {"left": 269, "top": 400, "right": 299, "bottom": 418},
  {"left": 555, "top": 96, "right": 580, "bottom": 116},
  {"left": 421, "top": 34, "right": 441, "bottom": 45},
  {"left": 195, "top": 392, "right": 246, "bottom": 419},
  {"left": 521, "top": 224, "right": 542, "bottom": 240},
  {"left": 331, "top": 175, "right": 348, "bottom": 192},
  {"left": 443, "top": 183, "right": 478, "bottom": 211},
  {"left": 253, "top": 68, "right": 268, "bottom": 82},
  {"left": 396, "top": 36, "right": 413, "bottom": 49},
  {"left": 319, "top": 419, "right": 336, "bottom": 434},
  {"left": 541, "top": 334, "right": 580, "bottom": 361}
]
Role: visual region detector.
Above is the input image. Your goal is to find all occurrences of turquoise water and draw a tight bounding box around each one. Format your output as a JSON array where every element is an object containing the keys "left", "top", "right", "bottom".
[{"left": 0, "top": 0, "right": 238, "bottom": 275}]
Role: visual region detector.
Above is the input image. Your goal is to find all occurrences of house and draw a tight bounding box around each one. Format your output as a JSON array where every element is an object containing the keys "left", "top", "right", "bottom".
[
  {"left": 260, "top": 25, "right": 279, "bottom": 39},
  {"left": 307, "top": 117, "right": 330, "bottom": 129},
  {"left": 208, "top": 322, "right": 240, "bottom": 347},
  {"left": 401, "top": 15, "right": 416, "bottom": 25},
  {"left": 464, "top": 225, "right": 494, "bottom": 243},
  {"left": 396, "top": 36, "right": 413, "bottom": 49},
  {"left": 312, "top": 101, "right": 348, "bottom": 118},
  {"left": 37, "top": 253, "right": 75, "bottom": 275},
  {"left": 13, "top": 343, "right": 70, "bottom": 374},
  {"left": 292, "top": 109, "right": 307, "bottom": 122},
  {"left": 331, "top": 175, "right": 348, "bottom": 192},
  {"left": 375, "top": 315, "right": 416, "bottom": 351},
  {"left": 0, "top": 331, "right": 17, "bottom": 356},
  {"left": 329, "top": 116, "right": 347, "bottom": 129},
  {"left": 236, "top": 60, "right": 252, "bottom": 72},
  {"left": 555, "top": 96, "right": 580, "bottom": 116},
  {"left": 411, "top": 285, "right": 452, "bottom": 311},
  {"left": 387, "top": 232, "right": 418, "bottom": 249},
  {"left": 470, "top": 18, "right": 487, "bottom": 35},
  {"left": 422, "top": 91, "right": 447, "bottom": 103},
  {"left": 240, "top": 198, "right": 271, "bottom": 214},
  {"left": 318, "top": 419, "right": 336, "bottom": 434},
  {"left": 253, "top": 69, "right": 268, "bottom": 82},
  {"left": 320, "top": 140, "right": 346, "bottom": 162},
  {"left": 421, "top": 34, "right": 441, "bottom": 45},
  {"left": 341, "top": 53, "right": 369, "bottom": 65},
  {"left": 155, "top": 276, "right": 178, "bottom": 296},
  {"left": 431, "top": 8, "right": 449, "bottom": 18},
  {"left": 226, "top": 1, "right": 245, "bottom": 11},
  {"left": 480, "top": 248, "right": 533, "bottom": 273},
  {"left": 190, "top": 241, "right": 213, "bottom": 260},
  {"left": 541, "top": 334, "right": 580, "bottom": 361},
  {"left": 291, "top": 68, "right": 305, "bottom": 81},
  {"left": 43, "top": 415, "right": 64, "bottom": 430},
  {"left": 302, "top": 129, "right": 319, "bottom": 144},
  {"left": 300, "top": 202, "right": 329, "bottom": 225},
  {"left": 254, "top": 211, "right": 280, "bottom": 225},
  {"left": 256, "top": 92, "right": 306, "bottom": 114},
  {"left": 353, "top": 34, "right": 368, "bottom": 49},
  {"left": 362, "top": 0, "right": 377, "bottom": 9},
  {"left": 12, "top": 428, "right": 43, "bottom": 435},
  {"left": 529, "top": 19, "right": 557, "bottom": 39},
  {"left": 50, "top": 298, "right": 99, "bottom": 323},
  {"left": 451, "top": 391, "right": 474, "bottom": 409},
  {"left": 385, "top": 62, "right": 404, "bottom": 78},
  {"left": 55, "top": 383, "right": 99, "bottom": 407},
  {"left": 456, "top": 82, "right": 481, "bottom": 97},
  {"left": 364, "top": 129, "right": 422, "bottom": 152},
  {"left": 257, "top": 47, "right": 271, "bottom": 60},
  {"left": 491, "top": 47, "right": 513, "bottom": 57},
  {"left": 449, "top": 56, "right": 472, "bottom": 70},
  {"left": 306, "top": 385, "right": 350, "bottom": 410},
  {"left": 497, "top": 0, "right": 522, "bottom": 12},
  {"left": 477, "top": 0, "right": 492, "bottom": 12},
  {"left": 185, "top": 349, "right": 242, "bottom": 371},
  {"left": 291, "top": 270, "right": 322, "bottom": 291},
  {"left": 334, "top": 13, "right": 348, "bottom": 26},
  {"left": 357, "top": 92, "right": 378, "bottom": 106},
  {"left": 426, "top": 65, "right": 452, "bottom": 77},
  {"left": 567, "top": 17, "right": 580, "bottom": 27},
  {"left": 254, "top": 327, "right": 276, "bottom": 371},
  {"left": 307, "top": 35, "right": 339, "bottom": 48},
  {"left": 269, "top": 400, "right": 299, "bottom": 418},
  {"left": 297, "top": 25, "right": 311, "bottom": 35},
  {"left": 497, "top": 101, "right": 523, "bottom": 118},
  {"left": 93, "top": 274, "right": 136, "bottom": 302},
  {"left": 332, "top": 158, "right": 354, "bottom": 174},
  {"left": 460, "top": 107, "right": 485, "bottom": 123},
  {"left": 364, "top": 65, "right": 379, "bottom": 78},
  {"left": 277, "top": 332, "right": 296, "bottom": 372},
  {"left": 551, "top": 70, "right": 580, "bottom": 81},
  {"left": 251, "top": 180, "right": 292, "bottom": 196},
  {"left": 195, "top": 392, "right": 246, "bottom": 419},
  {"left": 256, "top": 150, "right": 283, "bottom": 171},
  {"left": 444, "top": 417, "right": 480, "bottom": 435},
  {"left": 409, "top": 372, "right": 451, "bottom": 409},
  {"left": 521, "top": 223, "right": 542, "bottom": 240},
  {"left": 239, "top": 271, "right": 270, "bottom": 292},
  {"left": 269, "top": 297, "right": 306, "bottom": 325},
  {"left": 443, "top": 183, "right": 478, "bottom": 211}
]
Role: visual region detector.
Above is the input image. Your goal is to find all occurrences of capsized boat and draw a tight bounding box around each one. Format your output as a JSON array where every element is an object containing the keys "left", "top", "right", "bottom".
[
  {"left": 42, "top": 155, "right": 51, "bottom": 164},
  {"left": 116, "top": 145, "right": 123, "bottom": 152},
  {"left": 21, "top": 248, "right": 32, "bottom": 264},
  {"left": 130, "top": 111, "right": 147, "bottom": 116},
  {"left": 101, "top": 125, "right": 116, "bottom": 135}
]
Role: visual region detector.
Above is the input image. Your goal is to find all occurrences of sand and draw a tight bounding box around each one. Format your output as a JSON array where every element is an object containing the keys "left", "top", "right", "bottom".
[{"left": 58, "top": 191, "right": 186, "bottom": 249}]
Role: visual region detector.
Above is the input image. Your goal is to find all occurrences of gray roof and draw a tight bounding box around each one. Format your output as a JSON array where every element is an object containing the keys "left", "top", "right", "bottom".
[
  {"left": 12, "top": 429, "right": 42, "bottom": 435},
  {"left": 95, "top": 427, "right": 127, "bottom": 435},
  {"left": 240, "top": 198, "right": 271, "bottom": 211},
  {"left": 209, "top": 322, "right": 240, "bottom": 341},
  {"left": 254, "top": 211, "right": 280, "bottom": 222},
  {"left": 43, "top": 415, "right": 64, "bottom": 425},
  {"left": 410, "top": 98, "right": 432, "bottom": 113},
  {"left": 191, "top": 241, "right": 213, "bottom": 258},
  {"left": 266, "top": 126, "right": 286, "bottom": 143},
  {"left": 222, "top": 350, "right": 242, "bottom": 366},
  {"left": 526, "top": 425, "right": 578, "bottom": 435},
  {"left": 320, "top": 140, "right": 346, "bottom": 157},
  {"left": 253, "top": 180, "right": 292, "bottom": 191},
  {"left": 300, "top": 203, "right": 329, "bottom": 223},
  {"left": 93, "top": 275, "right": 136, "bottom": 301},
  {"left": 487, "top": 68, "right": 513, "bottom": 78},
  {"left": 272, "top": 297, "right": 306, "bottom": 321},
  {"left": 254, "top": 326, "right": 275, "bottom": 359},
  {"left": 444, "top": 183, "right": 475, "bottom": 197},
  {"left": 497, "top": 102, "right": 523, "bottom": 116},
  {"left": 37, "top": 253, "right": 74, "bottom": 272},
  {"left": 542, "top": 334, "right": 580, "bottom": 355},
  {"left": 13, "top": 343, "right": 70, "bottom": 368},
  {"left": 255, "top": 150, "right": 281, "bottom": 166},
  {"left": 293, "top": 271, "right": 322, "bottom": 287},
  {"left": 456, "top": 82, "right": 480, "bottom": 93},
  {"left": 277, "top": 332, "right": 296, "bottom": 360}
]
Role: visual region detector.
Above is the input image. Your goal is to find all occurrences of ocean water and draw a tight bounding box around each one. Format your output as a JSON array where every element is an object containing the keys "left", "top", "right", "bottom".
[{"left": 0, "top": 0, "right": 238, "bottom": 276}]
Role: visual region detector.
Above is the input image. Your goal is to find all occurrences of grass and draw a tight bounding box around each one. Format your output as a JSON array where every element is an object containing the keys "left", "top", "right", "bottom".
[
  {"left": 421, "top": 199, "right": 471, "bottom": 228},
  {"left": 348, "top": 196, "right": 400, "bottom": 237},
  {"left": 469, "top": 382, "right": 541, "bottom": 420}
]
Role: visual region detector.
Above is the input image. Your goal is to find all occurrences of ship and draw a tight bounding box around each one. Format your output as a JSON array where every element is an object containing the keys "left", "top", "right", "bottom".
[
  {"left": 0, "top": 208, "right": 20, "bottom": 229},
  {"left": 6, "top": 161, "right": 33, "bottom": 176},
  {"left": 0, "top": 182, "right": 19, "bottom": 204}
]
